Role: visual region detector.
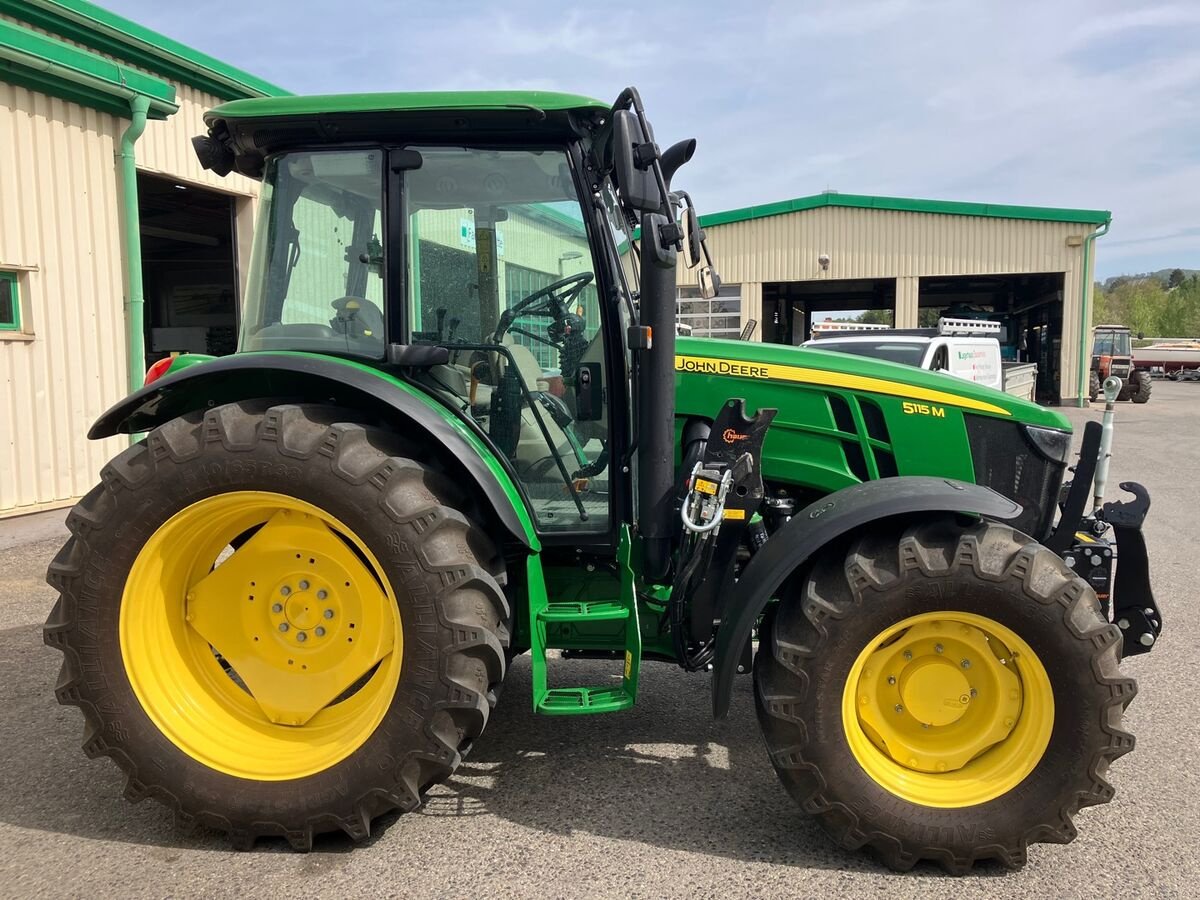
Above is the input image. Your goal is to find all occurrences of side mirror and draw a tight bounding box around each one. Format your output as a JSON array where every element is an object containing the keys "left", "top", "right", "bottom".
[
  {"left": 613, "top": 110, "right": 662, "bottom": 212},
  {"left": 680, "top": 206, "right": 702, "bottom": 269},
  {"left": 698, "top": 265, "right": 721, "bottom": 300}
]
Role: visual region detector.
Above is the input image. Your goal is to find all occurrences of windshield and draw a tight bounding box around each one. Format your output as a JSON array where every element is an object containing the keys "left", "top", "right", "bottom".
[
  {"left": 240, "top": 150, "right": 386, "bottom": 358},
  {"left": 1093, "top": 331, "right": 1131, "bottom": 356},
  {"left": 812, "top": 340, "right": 928, "bottom": 366}
]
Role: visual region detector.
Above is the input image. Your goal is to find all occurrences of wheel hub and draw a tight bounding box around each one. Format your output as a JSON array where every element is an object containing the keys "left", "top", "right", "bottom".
[
  {"left": 185, "top": 508, "right": 393, "bottom": 727},
  {"left": 855, "top": 618, "right": 1023, "bottom": 774}
]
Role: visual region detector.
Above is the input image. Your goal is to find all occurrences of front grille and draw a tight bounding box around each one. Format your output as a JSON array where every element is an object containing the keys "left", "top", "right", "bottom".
[{"left": 964, "top": 415, "right": 1065, "bottom": 540}]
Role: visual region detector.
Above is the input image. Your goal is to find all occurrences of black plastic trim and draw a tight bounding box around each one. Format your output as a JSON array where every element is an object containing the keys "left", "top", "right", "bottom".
[
  {"left": 89, "top": 354, "right": 533, "bottom": 548},
  {"left": 711, "top": 476, "right": 1021, "bottom": 718}
]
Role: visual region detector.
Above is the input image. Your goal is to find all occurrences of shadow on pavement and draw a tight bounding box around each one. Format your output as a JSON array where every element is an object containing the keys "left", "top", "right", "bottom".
[{"left": 0, "top": 619, "right": 1004, "bottom": 875}]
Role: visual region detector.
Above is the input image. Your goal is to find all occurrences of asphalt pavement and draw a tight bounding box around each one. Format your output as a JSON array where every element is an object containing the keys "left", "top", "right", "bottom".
[{"left": 0, "top": 381, "right": 1196, "bottom": 899}]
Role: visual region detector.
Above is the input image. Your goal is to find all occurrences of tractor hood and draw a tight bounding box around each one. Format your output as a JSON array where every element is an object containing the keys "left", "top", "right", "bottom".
[{"left": 675, "top": 336, "right": 1070, "bottom": 430}]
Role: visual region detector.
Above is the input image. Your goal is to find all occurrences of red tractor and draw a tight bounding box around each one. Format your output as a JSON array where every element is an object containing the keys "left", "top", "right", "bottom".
[{"left": 1090, "top": 325, "right": 1151, "bottom": 403}]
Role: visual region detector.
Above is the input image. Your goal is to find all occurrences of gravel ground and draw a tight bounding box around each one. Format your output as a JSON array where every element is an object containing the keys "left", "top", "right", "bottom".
[{"left": 0, "top": 381, "right": 1195, "bottom": 899}]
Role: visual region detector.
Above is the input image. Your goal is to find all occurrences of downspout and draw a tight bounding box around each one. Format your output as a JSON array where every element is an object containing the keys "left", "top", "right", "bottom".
[
  {"left": 1076, "top": 218, "right": 1111, "bottom": 406},
  {"left": 118, "top": 94, "right": 150, "bottom": 394}
]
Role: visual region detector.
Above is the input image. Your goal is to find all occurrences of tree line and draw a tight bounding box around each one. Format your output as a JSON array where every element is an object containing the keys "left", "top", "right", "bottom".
[{"left": 1093, "top": 269, "right": 1200, "bottom": 339}]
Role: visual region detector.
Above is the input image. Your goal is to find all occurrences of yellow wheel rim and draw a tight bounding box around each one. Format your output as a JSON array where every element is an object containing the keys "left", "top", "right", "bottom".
[
  {"left": 841, "top": 611, "right": 1053, "bottom": 808},
  {"left": 120, "top": 491, "right": 403, "bottom": 780}
]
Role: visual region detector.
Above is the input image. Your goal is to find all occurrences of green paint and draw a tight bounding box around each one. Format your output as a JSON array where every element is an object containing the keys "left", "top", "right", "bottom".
[
  {"left": 1077, "top": 221, "right": 1112, "bottom": 405},
  {"left": 530, "top": 527, "right": 640, "bottom": 715},
  {"left": 0, "top": 0, "right": 287, "bottom": 100},
  {"left": 0, "top": 17, "right": 177, "bottom": 118},
  {"left": 162, "top": 353, "right": 215, "bottom": 376},
  {"left": 0, "top": 271, "right": 19, "bottom": 331},
  {"left": 208, "top": 90, "right": 607, "bottom": 120},
  {"left": 699, "top": 192, "right": 1111, "bottom": 229},
  {"left": 120, "top": 95, "right": 150, "bottom": 402},
  {"left": 674, "top": 336, "right": 1071, "bottom": 495}
]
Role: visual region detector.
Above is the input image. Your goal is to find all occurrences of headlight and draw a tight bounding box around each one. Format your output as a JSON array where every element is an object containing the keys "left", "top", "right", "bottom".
[{"left": 1022, "top": 425, "right": 1071, "bottom": 464}]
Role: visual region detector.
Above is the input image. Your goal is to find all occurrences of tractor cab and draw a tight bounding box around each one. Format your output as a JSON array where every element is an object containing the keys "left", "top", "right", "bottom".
[{"left": 197, "top": 89, "right": 714, "bottom": 541}]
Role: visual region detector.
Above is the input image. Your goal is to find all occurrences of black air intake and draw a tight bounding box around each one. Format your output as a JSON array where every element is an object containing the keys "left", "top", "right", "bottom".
[{"left": 964, "top": 415, "right": 1067, "bottom": 540}]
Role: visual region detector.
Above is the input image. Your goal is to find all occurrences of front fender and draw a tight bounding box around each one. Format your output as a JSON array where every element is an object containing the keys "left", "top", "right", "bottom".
[
  {"left": 711, "top": 476, "right": 1021, "bottom": 718},
  {"left": 91, "top": 352, "right": 538, "bottom": 550}
]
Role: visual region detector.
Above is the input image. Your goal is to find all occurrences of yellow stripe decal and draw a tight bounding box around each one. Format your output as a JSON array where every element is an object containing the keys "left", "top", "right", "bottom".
[{"left": 675, "top": 355, "right": 1011, "bottom": 417}]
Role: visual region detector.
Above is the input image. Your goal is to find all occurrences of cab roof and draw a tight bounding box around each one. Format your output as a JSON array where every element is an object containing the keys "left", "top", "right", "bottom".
[
  {"left": 207, "top": 90, "right": 609, "bottom": 120},
  {"left": 203, "top": 90, "right": 613, "bottom": 179}
]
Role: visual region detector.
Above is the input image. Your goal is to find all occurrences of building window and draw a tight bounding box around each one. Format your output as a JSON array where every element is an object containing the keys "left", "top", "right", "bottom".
[
  {"left": 677, "top": 283, "right": 742, "bottom": 338},
  {"left": 0, "top": 272, "right": 20, "bottom": 331}
]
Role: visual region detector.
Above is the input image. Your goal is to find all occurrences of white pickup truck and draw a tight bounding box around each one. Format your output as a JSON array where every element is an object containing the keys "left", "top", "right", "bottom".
[{"left": 803, "top": 318, "right": 1039, "bottom": 401}]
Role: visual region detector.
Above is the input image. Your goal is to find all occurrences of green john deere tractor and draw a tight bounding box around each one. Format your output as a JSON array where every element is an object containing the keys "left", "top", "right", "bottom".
[{"left": 45, "top": 88, "right": 1161, "bottom": 871}]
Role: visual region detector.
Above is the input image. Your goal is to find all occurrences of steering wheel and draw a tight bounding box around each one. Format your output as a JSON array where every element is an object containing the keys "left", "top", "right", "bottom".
[
  {"left": 330, "top": 296, "right": 384, "bottom": 342},
  {"left": 494, "top": 272, "right": 593, "bottom": 344}
]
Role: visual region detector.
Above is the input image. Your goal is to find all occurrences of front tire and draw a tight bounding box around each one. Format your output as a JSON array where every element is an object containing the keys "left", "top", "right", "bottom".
[
  {"left": 45, "top": 402, "right": 509, "bottom": 849},
  {"left": 1088, "top": 370, "right": 1101, "bottom": 402},
  {"left": 754, "top": 518, "right": 1136, "bottom": 872},
  {"left": 1130, "top": 370, "right": 1152, "bottom": 403}
]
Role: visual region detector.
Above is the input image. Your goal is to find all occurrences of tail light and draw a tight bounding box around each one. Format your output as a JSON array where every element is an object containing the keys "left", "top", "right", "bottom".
[{"left": 144, "top": 357, "right": 173, "bottom": 386}]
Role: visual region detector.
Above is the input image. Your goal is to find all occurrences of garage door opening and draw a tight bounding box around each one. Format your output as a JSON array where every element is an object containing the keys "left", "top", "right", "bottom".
[
  {"left": 762, "top": 279, "right": 896, "bottom": 345},
  {"left": 139, "top": 174, "right": 239, "bottom": 363},
  {"left": 918, "top": 273, "right": 1064, "bottom": 402}
]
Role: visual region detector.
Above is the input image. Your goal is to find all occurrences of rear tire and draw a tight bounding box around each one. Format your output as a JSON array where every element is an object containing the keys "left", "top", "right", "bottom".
[
  {"left": 45, "top": 402, "right": 509, "bottom": 849},
  {"left": 1130, "top": 370, "right": 1152, "bottom": 403},
  {"left": 754, "top": 518, "right": 1136, "bottom": 872}
]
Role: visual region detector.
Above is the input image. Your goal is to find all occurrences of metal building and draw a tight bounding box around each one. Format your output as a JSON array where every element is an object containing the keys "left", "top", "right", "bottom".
[
  {"left": 0, "top": 1, "right": 282, "bottom": 517},
  {"left": 677, "top": 193, "right": 1110, "bottom": 406},
  {"left": 0, "top": 4, "right": 1113, "bottom": 519}
]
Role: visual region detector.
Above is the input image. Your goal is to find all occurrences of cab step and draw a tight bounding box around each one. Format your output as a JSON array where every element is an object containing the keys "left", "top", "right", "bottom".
[
  {"left": 528, "top": 527, "right": 642, "bottom": 717},
  {"left": 537, "top": 600, "right": 629, "bottom": 623},
  {"left": 537, "top": 685, "right": 634, "bottom": 715}
]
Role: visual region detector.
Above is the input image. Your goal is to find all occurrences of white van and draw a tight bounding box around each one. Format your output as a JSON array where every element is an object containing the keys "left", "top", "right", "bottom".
[{"left": 804, "top": 318, "right": 1038, "bottom": 400}]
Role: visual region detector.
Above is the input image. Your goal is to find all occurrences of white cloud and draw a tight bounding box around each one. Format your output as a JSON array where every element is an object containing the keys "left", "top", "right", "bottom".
[{"left": 108, "top": 0, "right": 1200, "bottom": 276}]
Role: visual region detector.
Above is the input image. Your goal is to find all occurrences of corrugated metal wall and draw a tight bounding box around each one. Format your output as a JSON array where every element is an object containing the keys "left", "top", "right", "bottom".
[
  {"left": 138, "top": 83, "right": 260, "bottom": 197},
  {"left": 0, "top": 28, "right": 259, "bottom": 516},
  {"left": 681, "top": 206, "right": 1097, "bottom": 399},
  {"left": 0, "top": 81, "right": 127, "bottom": 513}
]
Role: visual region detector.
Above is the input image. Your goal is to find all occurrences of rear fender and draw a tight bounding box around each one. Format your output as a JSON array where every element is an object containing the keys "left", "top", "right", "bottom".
[
  {"left": 711, "top": 476, "right": 1021, "bottom": 718},
  {"left": 90, "top": 352, "right": 538, "bottom": 550}
]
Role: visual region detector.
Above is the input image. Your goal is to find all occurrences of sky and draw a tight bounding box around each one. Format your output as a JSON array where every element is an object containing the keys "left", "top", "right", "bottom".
[{"left": 107, "top": 0, "right": 1199, "bottom": 279}]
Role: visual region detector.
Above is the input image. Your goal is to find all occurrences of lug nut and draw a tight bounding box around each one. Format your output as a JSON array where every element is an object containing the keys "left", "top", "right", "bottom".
[
  {"left": 970, "top": 688, "right": 978, "bottom": 697},
  {"left": 297, "top": 632, "right": 307, "bottom": 642},
  {"left": 299, "top": 580, "right": 310, "bottom": 590},
  {"left": 934, "top": 644, "right": 944, "bottom": 654},
  {"left": 317, "top": 590, "right": 328, "bottom": 600},
  {"left": 315, "top": 627, "right": 326, "bottom": 637},
  {"left": 279, "top": 623, "right": 289, "bottom": 632},
  {"left": 903, "top": 650, "right": 912, "bottom": 661},
  {"left": 272, "top": 603, "right": 283, "bottom": 613},
  {"left": 961, "top": 659, "right": 971, "bottom": 669},
  {"left": 281, "top": 585, "right": 292, "bottom": 596},
  {"left": 324, "top": 609, "right": 334, "bottom": 619},
  {"left": 887, "top": 675, "right": 896, "bottom": 685},
  {"left": 894, "top": 704, "right": 903, "bottom": 713}
]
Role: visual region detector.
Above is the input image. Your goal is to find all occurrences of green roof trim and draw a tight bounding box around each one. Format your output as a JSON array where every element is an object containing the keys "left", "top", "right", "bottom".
[
  {"left": 209, "top": 90, "right": 608, "bottom": 120},
  {"left": 0, "top": 16, "right": 176, "bottom": 118},
  {"left": 0, "top": 0, "right": 287, "bottom": 100},
  {"left": 699, "top": 192, "right": 1112, "bottom": 228}
]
